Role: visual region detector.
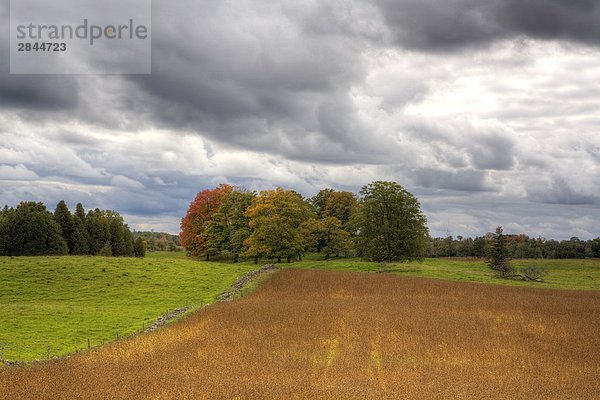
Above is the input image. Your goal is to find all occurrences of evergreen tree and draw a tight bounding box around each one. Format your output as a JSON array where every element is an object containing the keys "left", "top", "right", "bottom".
[
  {"left": 487, "top": 226, "right": 514, "bottom": 278},
  {"left": 107, "top": 212, "right": 127, "bottom": 256},
  {"left": 0, "top": 206, "right": 14, "bottom": 255},
  {"left": 75, "top": 203, "right": 86, "bottom": 222},
  {"left": 54, "top": 200, "right": 75, "bottom": 254},
  {"left": 86, "top": 209, "right": 110, "bottom": 255},
  {"left": 0, "top": 202, "right": 67, "bottom": 256},
  {"left": 70, "top": 216, "right": 90, "bottom": 255}
]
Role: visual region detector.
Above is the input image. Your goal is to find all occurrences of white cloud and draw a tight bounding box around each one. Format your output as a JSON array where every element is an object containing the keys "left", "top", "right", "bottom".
[{"left": 0, "top": 164, "right": 39, "bottom": 180}]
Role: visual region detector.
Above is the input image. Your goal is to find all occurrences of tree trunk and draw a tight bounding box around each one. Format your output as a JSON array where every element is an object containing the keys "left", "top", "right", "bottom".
[
  {"left": 287, "top": 255, "right": 291, "bottom": 263},
  {"left": 254, "top": 256, "right": 258, "bottom": 264},
  {"left": 277, "top": 256, "right": 282, "bottom": 263},
  {"left": 205, "top": 254, "right": 209, "bottom": 261}
]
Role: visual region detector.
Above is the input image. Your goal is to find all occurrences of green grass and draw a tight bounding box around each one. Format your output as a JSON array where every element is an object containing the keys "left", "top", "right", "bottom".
[
  {"left": 282, "top": 255, "right": 600, "bottom": 291},
  {"left": 0, "top": 252, "right": 255, "bottom": 362}
]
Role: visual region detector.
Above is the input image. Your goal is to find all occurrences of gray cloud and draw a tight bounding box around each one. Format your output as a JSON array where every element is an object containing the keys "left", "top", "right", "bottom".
[
  {"left": 375, "top": 0, "right": 600, "bottom": 51},
  {"left": 527, "top": 177, "right": 599, "bottom": 205},
  {"left": 412, "top": 168, "right": 494, "bottom": 192},
  {"left": 0, "top": 0, "right": 598, "bottom": 239},
  {"left": 0, "top": 2, "right": 79, "bottom": 110}
]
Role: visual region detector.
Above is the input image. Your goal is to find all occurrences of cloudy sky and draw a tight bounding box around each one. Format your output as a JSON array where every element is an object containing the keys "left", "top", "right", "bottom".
[{"left": 1, "top": 0, "right": 599, "bottom": 239}]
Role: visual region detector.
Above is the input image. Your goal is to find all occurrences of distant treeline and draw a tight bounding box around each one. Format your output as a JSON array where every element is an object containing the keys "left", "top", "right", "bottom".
[
  {"left": 0, "top": 201, "right": 145, "bottom": 257},
  {"left": 132, "top": 231, "right": 181, "bottom": 252},
  {"left": 429, "top": 235, "right": 600, "bottom": 259}
]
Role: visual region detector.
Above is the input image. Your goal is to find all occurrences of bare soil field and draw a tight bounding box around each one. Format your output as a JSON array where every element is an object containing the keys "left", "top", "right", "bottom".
[{"left": 1, "top": 269, "right": 599, "bottom": 399}]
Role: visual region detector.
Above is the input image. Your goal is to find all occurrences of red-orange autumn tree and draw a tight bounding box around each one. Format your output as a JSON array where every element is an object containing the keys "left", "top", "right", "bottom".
[{"left": 180, "top": 184, "right": 232, "bottom": 259}]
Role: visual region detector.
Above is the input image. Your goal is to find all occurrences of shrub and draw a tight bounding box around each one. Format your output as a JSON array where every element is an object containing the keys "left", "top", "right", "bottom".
[{"left": 521, "top": 264, "right": 548, "bottom": 282}]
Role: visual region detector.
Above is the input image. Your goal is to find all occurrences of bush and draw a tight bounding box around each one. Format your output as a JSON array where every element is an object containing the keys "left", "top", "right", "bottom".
[{"left": 521, "top": 264, "right": 548, "bottom": 282}]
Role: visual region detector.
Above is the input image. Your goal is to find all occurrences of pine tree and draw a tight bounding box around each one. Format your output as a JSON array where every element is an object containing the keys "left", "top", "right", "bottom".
[
  {"left": 487, "top": 226, "right": 514, "bottom": 278},
  {"left": 2, "top": 202, "right": 67, "bottom": 256},
  {"left": 70, "top": 216, "right": 90, "bottom": 255},
  {"left": 75, "top": 203, "right": 86, "bottom": 222},
  {"left": 54, "top": 200, "right": 75, "bottom": 254},
  {"left": 86, "top": 209, "right": 110, "bottom": 255}
]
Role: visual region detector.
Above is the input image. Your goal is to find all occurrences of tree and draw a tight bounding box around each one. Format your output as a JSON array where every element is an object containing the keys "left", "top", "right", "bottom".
[
  {"left": 487, "top": 226, "right": 514, "bottom": 278},
  {"left": 309, "top": 189, "right": 335, "bottom": 217},
  {"left": 134, "top": 237, "right": 146, "bottom": 258},
  {"left": 245, "top": 188, "right": 313, "bottom": 263},
  {"left": 300, "top": 217, "right": 353, "bottom": 259},
  {"left": 205, "top": 189, "right": 255, "bottom": 261},
  {"left": 54, "top": 201, "right": 75, "bottom": 254},
  {"left": 591, "top": 238, "right": 600, "bottom": 258},
  {"left": 86, "top": 209, "right": 110, "bottom": 255},
  {"left": 180, "top": 184, "right": 233, "bottom": 259},
  {"left": 322, "top": 191, "right": 359, "bottom": 229},
  {"left": 106, "top": 211, "right": 130, "bottom": 256},
  {"left": 70, "top": 215, "right": 89, "bottom": 255},
  {"left": 75, "top": 203, "right": 86, "bottom": 222},
  {"left": 0, "top": 202, "right": 67, "bottom": 256},
  {"left": 356, "top": 181, "right": 429, "bottom": 262}
]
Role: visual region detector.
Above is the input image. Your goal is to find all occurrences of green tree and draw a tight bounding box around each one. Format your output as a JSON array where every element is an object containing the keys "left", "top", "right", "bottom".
[
  {"left": 205, "top": 189, "right": 255, "bottom": 261},
  {"left": 0, "top": 202, "right": 67, "bottom": 256},
  {"left": 309, "top": 189, "right": 335, "bottom": 217},
  {"left": 322, "top": 191, "right": 359, "bottom": 229},
  {"left": 54, "top": 201, "right": 75, "bottom": 254},
  {"left": 70, "top": 216, "right": 90, "bottom": 255},
  {"left": 107, "top": 212, "right": 127, "bottom": 256},
  {"left": 245, "top": 188, "right": 313, "bottom": 263},
  {"left": 300, "top": 217, "right": 353, "bottom": 259},
  {"left": 487, "top": 226, "right": 514, "bottom": 278},
  {"left": 75, "top": 203, "right": 86, "bottom": 222},
  {"left": 134, "top": 237, "right": 146, "bottom": 257},
  {"left": 86, "top": 209, "right": 110, "bottom": 255},
  {"left": 123, "top": 226, "right": 135, "bottom": 256},
  {"left": 356, "top": 181, "right": 429, "bottom": 262},
  {"left": 0, "top": 206, "right": 14, "bottom": 255}
]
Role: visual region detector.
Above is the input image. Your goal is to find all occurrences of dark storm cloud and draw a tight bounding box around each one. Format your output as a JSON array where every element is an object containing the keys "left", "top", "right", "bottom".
[
  {"left": 0, "top": 1, "right": 79, "bottom": 110},
  {"left": 0, "top": 0, "right": 598, "bottom": 239},
  {"left": 116, "top": 0, "right": 394, "bottom": 163},
  {"left": 375, "top": 0, "right": 600, "bottom": 50}
]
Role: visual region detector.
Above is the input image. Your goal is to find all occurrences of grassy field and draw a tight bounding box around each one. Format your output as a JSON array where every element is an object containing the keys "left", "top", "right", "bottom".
[
  {"left": 0, "top": 252, "right": 255, "bottom": 362},
  {"left": 2, "top": 269, "right": 598, "bottom": 399},
  {"left": 280, "top": 255, "right": 600, "bottom": 291},
  {"left": 0, "top": 253, "right": 597, "bottom": 363}
]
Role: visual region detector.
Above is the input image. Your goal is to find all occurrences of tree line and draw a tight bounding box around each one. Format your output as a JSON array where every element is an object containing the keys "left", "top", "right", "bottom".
[
  {"left": 132, "top": 231, "right": 181, "bottom": 252},
  {"left": 180, "top": 181, "right": 430, "bottom": 263},
  {"left": 429, "top": 234, "right": 600, "bottom": 259},
  {"left": 0, "top": 201, "right": 145, "bottom": 257}
]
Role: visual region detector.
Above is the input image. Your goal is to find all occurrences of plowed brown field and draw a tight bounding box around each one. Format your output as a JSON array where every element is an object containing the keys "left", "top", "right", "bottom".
[{"left": 1, "top": 269, "right": 599, "bottom": 399}]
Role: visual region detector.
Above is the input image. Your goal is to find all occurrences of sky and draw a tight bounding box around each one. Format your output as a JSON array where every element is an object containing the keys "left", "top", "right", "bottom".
[{"left": 1, "top": 0, "right": 599, "bottom": 239}]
